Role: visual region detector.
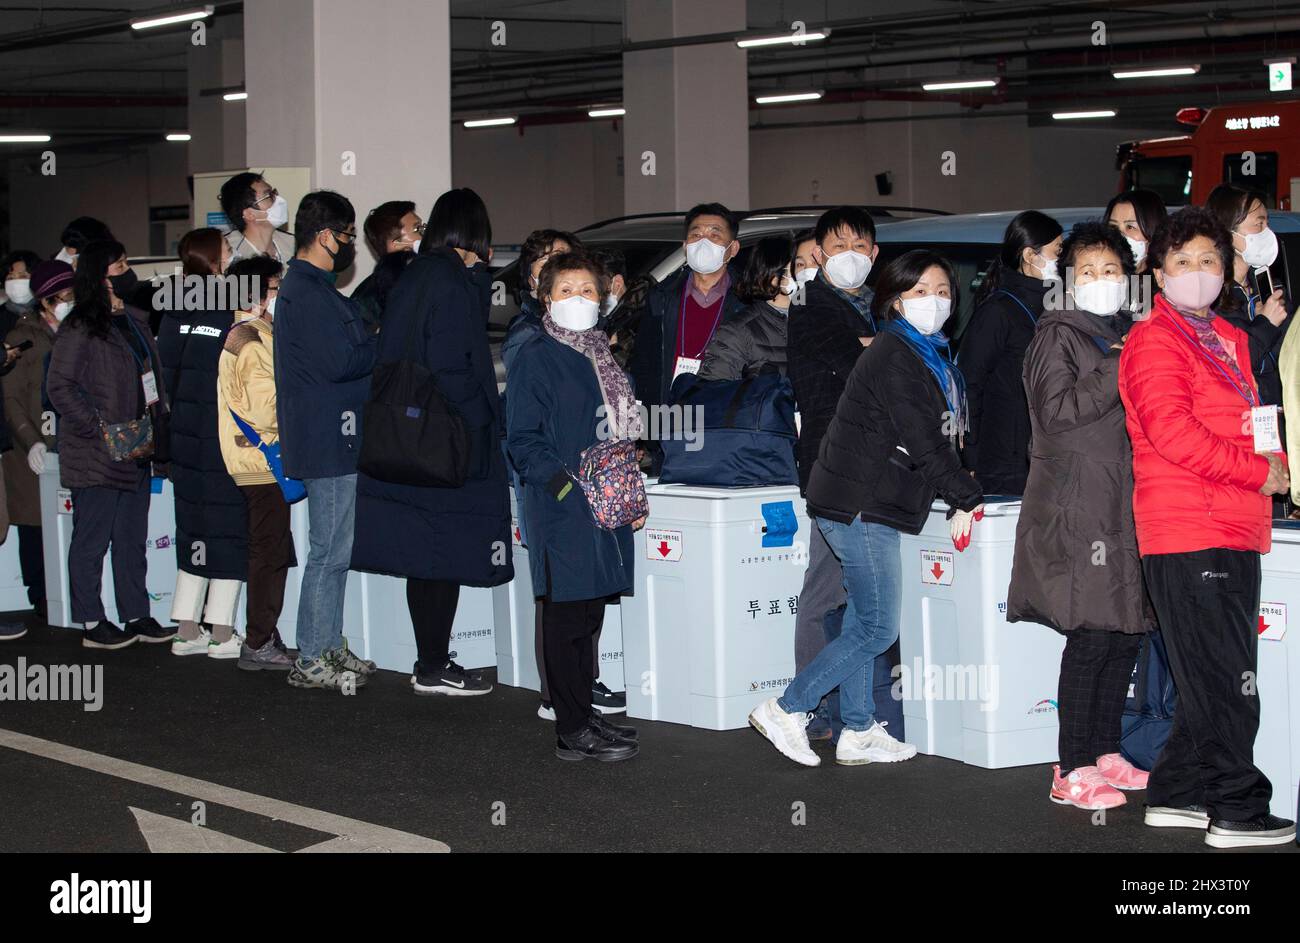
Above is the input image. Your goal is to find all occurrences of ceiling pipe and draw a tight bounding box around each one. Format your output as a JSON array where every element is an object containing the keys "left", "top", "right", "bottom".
[{"left": 0, "top": 1, "right": 242, "bottom": 53}]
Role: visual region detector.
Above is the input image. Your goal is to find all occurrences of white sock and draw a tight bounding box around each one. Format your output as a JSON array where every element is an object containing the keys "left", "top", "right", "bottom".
[{"left": 85, "top": 621, "right": 99, "bottom": 630}]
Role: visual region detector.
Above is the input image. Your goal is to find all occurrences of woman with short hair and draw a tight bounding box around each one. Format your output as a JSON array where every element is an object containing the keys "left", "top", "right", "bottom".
[{"left": 699, "top": 234, "right": 795, "bottom": 381}]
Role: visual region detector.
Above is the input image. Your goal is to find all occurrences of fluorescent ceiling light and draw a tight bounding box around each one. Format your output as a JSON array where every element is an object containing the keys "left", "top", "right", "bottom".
[
  {"left": 463, "top": 116, "right": 517, "bottom": 128},
  {"left": 223, "top": 91, "right": 247, "bottom": 101},
  {"left": 737, "top": 30, "right": 828, "bottom": 49},
  {"left": 1052, "top": 109, "right": 1116, "bottom": 120},
  {"left": 166, "top": 133, "right": 191, "bottom": 142},
  {"left": 754, "top": 91, "right": 823, "bottom": 104},
  {"left": 922, "top": 79, "right": 999, "bottom": 91},
  {"left": 131, "top": 5, "right": 213, "bottom": 30},
  {"left": 588, "top": 107, "right": 626, "bottom": 118},
  {"left": 1112, "top": 65, "right": 1200, "bottom": 79},
  {"left": 0, "top": 134, "right": 51, "bottom": 143}
]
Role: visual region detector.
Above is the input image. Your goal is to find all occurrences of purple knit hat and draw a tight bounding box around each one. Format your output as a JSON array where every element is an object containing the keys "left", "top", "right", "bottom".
[{"left": 30, "top": 260, "right": 74, "bottom": 299}]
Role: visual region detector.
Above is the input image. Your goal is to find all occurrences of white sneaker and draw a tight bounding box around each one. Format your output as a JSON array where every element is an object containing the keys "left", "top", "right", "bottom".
[
  {"left": 171, "top": 628, "right": 212, "bottom": 656},
  {"left": 207, "top": 633, "right": 244, "bottom": 660},
  {"left": 836, "top": 721, "right": 918, "bottom": 766},
  {"left": 537, "top": 702, "right": 556, "bottom": 721},
  {"left": 748, "top": 697, "right": 820, "bottom": 767}
]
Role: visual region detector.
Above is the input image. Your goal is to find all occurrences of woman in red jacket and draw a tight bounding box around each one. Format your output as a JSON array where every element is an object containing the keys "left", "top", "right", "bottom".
[{"left": 1118, "top": 206, "right": 1294, "bottom": 848}]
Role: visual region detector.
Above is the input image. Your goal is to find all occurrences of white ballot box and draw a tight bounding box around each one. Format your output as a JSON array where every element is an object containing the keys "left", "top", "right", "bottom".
[
  {"left": 1257, "top": 523, "right": 1300, "bottom": 819},
  {"left": 0, "top": 527, "right": 31, "bottom": 611}
]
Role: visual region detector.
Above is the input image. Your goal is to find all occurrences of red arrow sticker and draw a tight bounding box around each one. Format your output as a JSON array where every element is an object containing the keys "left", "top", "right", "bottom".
[
  {"left": 921, "top": 549, "right": 954, "bottom": 586},
  {"left": 644, "top": 528, "right": 682, "bottom": 562}
]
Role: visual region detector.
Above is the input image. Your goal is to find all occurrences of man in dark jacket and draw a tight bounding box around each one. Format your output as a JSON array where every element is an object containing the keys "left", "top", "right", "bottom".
[
  {"left": 274, "top": 190, "right": 377, "bottom": 691},
  {"left": 351, "top": 199, "right": 422, "bottom": 330}
]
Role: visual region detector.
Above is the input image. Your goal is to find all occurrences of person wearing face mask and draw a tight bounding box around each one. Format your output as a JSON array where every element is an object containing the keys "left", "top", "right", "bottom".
[
  {"left": 959, "top": 210, "right": 1063, "bottom": 496},
  {"left": 589, "top": 245, "right": 629, "bottom": 331},
  {"left": 502, "top": 229, "right": 583, "bottom": 378},
  {"left": 46, "top": 240, "right": 174, "bottom": 650},
  {"left": 507, "top": 250, "right": 644, "bottom": 761},
  {"left": 1119, "top": 207, "right": 1294, "bottom": 848},
  {"left": 1007, "top": 222, "right": 1154, "bottom": 811},
  {"left": 790, "top": 228, "right": 818, "bottom": 289},
  {"left": 699, "top": 235, "right": 794, "bottom": 381},
  {"left": 154, "top": 228, "right": 249, "bottom": 661},
  {"left": 751, "top": 250, "right": 982, "bottom": 768},
  {"left": 627, "top": 203, "right": 746, "bottom": 426},
  {"left": 3, "top": 250, "right": 40, "bottom": 338},
  {"left": 353, "top": 188, "right": 513, "bottom": 698},
  {"left": 274, "top": 190, "right": 378, "bottom": 691},
  {"left": 352, "top": 200, "right": 424, "bottom": 331},
  {"left": 54, "top": 217, "right": 114, "bottom": 271},
  {"left": 0, "top": 260, "right": 72, "bottom": 626},
  {"left": 220, "top": 172, "right": 295, "bottom": 265},
  {"left": 217, "top": 256, "right": 298, "bottom": 671},
  {"left": 1105, "top": 189, "right": 1168, "bottom": 328}
]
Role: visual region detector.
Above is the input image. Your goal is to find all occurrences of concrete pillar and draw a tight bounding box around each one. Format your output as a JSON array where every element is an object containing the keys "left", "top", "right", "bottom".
[
  {"left": 243, "top": 0, "right": 452, "bottom": 286},
  {"left": 187, "top": 15, "right": 245, "bottom": 175},
  {"left": 622, "top": 0, "right": 749, "bottom": 214}
]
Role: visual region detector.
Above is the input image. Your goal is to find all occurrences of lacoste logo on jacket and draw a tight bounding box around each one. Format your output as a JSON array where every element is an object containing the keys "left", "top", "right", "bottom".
[{"left": 1201, "top": 571, "right": 1229, "bottom": 581}]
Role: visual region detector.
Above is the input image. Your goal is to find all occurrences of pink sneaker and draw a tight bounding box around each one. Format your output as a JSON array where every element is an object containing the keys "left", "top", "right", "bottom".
[
  {"left": 1096, "top": 752, "right": 1149, "bottom": 790},
  {"left": 1050, "top": 765, "right": 1127, "bottom": 810}
]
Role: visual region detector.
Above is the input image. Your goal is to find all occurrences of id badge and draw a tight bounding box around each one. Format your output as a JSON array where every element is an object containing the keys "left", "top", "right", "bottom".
[
  {"left": 673, "top": 356, "right": 701, "bottom": 381},
  {"left": 141, "top": 370, "right": 160, "bottom": 408},
  {"left": 1252, "top": 404, "right": 1281, "bottom": 452}
]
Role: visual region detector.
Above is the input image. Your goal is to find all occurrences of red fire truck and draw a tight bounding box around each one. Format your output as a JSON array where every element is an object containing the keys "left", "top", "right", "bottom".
[{"left": 1117, "top": 99, "right": 1300, "bottom": 209}]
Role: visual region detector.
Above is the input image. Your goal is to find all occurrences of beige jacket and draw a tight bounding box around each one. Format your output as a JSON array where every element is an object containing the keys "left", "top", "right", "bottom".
[
  {"left": 1281, "top": 316, "right": 1300, "bottom": 507},
  {"left": 216, "top": 314, "right": 278, "bottom": 485},
  {"left": 224, "top": 228, "right": 295, "bottom": 266}
]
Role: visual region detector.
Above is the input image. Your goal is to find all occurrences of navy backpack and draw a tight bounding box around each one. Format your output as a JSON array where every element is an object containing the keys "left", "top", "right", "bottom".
[{"left": 1120, "top": 629, "right": 1178, "bottom": 771}]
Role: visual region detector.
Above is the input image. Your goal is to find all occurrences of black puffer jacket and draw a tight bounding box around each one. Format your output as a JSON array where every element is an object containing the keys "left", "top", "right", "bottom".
[
  {"left": 698, "top": 299, "right": 788, "bottom": 381},
  {"left": 807, "top": 329, "right": 982, "bottom": 534},
  {"left": 157, "top": 306, "right": 248, "bottom": 581}
]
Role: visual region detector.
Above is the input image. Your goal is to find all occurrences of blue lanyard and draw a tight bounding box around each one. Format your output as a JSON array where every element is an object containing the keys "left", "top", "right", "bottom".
[
  {"left": 997, "top": 289, "right": 1037, "bottom": 327},
  {"left": 1165, "top": 309, "right": 1257, "bottom": 408}
]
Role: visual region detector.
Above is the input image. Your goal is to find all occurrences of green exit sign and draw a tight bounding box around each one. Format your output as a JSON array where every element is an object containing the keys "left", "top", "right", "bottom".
[{"left": 1269, "top": 61, "right": 1293, "bottom": 93}]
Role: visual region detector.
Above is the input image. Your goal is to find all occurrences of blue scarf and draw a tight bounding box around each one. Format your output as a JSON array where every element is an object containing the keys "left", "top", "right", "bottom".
[{"left": 879, "top": 317, "right": 967, "bottom": 438}]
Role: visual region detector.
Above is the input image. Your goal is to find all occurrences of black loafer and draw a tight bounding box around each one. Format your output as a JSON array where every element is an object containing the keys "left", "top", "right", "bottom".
[
  {"left": 555, "top": 724, "right": 639, "bottom": 763},
  {"left": 591, "top": 712, "right": 638, "bottom": 742}
]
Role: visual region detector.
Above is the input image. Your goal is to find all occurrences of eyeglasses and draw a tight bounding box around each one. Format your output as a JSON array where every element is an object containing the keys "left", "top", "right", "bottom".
[
  {"left": 330, "top": 228, "right": 357, "bottom": 242},
  {"left": 250, "top": 187, "right": 280, "bottom": 208}
]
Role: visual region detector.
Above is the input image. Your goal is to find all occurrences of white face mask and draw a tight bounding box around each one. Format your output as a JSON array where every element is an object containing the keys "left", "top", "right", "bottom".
[
  {"left": 1071, "top": 278, "right": 1127, "bottom": 316},
  {"left": 262, "top": 194, "right": 290, "bottom": 229},
  {"left": 1237, "top": 226, "right": 1279, "bottom": 269},
  {"left": 779, "top": 276, "right": 796, "bottom": 296},
  {"left": 794, "top": 267, "right": 817, "bottom": 285},
  {"left": 1124, "top": 237, "right": 1147, "bottom": 267},
  {"left": 549, "top": 295, "right": 600, "bottom": 331},
  {"left": 899, "top": 295, "right": 952, "bottom": 335},
  {"left": 1036, "top": 254, "right": 1059, "bottom": 281},
  {"left": 823, "top": 249, "right": 873, "bottom": 290},
  {"left": 4, "top": 279, "right": 33, "bottom": 306},
  {"left": 53, "top": 300, "right": 73, "bottom": 322},
  {"left": 55, "top": 248, "right": 76, "bottom": 267},
  {"left": 602, "top": 293, "right": 619, "bottom": 317},
  {"left": 264, "top": 295, "right": 278, "bottom": 320},
  {"left": 410, "top": 238, "right": 422, "bottom": 255},
  {"left": 685, "top": 237, "right": 728, "bottom": 275}
]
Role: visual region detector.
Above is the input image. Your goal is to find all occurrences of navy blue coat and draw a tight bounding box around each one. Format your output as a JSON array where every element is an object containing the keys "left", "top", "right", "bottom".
[
  {"left": 506, "top": 330, "right": 634, "bottom": 603},
  {"left": 351, "top": 248, "right": 513, "bottom": 587},
  {"left": 274, "top": 258, "right": 376, "bottom": 480}
]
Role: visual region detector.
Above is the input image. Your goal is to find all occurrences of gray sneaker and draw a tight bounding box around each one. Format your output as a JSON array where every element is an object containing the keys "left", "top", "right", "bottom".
[
  {"left": 331, "top": 640, "right": 377, "bottom": 676},
  {"left": 287, "top": 655, "right": 368, "bottom": 691},
  {"left": 238, "top": 638, "right": 295, "bottom": 672}
]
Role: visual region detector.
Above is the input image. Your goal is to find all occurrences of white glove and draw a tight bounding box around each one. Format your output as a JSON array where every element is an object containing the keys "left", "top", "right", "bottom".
[
  {"left": 949, "top": 504, "right": 984, "bottom": 552},
  {"left": 27, "top": 442, "right": 47, "bottom": 475}
]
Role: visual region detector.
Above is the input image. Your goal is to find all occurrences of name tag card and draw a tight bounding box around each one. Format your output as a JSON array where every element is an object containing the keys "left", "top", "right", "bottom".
[
  {"left": 1253, "top": 404, "right": 1282, "bottom": 452},
  {"left": 141, "top": 370, "right": 160, "bottom": 408}
]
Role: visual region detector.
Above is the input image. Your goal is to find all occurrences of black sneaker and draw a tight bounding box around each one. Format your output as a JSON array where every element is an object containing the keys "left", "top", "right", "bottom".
[
  {"left": 591, "top": 712, "right": 638, "bottom": 742},
  {"left": 555, "top": 722, "right": 639, "bottom": 763},
  {"left": 592, "top": 680, "right": 627, "bottom": 714},
  {"left": 411, "top": 659, "right": 493, "bottom": 696},
  {"left": 83, "top": 620, "right": 138, "bottom": 650},
  {"left": 1205, "top": 814, "right": 1296, "bottom": 848},
  {"left": 0, "top": 622, "right": 28, "bottom": 641},
  {"left": 126, "top": 616, "right": 174, "bottom": 644}
]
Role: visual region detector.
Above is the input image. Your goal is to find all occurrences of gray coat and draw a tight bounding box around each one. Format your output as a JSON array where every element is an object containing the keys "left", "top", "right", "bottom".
[
  {"left": 698, "top": 300, "right": 789, "bottom": 381},
  {"left": 1006, "top": 305, "right": 1153, "bottom": 635}
]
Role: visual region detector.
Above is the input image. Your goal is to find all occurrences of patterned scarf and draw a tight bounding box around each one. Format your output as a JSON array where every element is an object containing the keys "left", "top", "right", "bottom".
[
  {"left": 543, "top": 312, "right": 644, "bottom": 441},
  {"left": 1179, "top": 305, "right": 1252, "bottom": 397}
]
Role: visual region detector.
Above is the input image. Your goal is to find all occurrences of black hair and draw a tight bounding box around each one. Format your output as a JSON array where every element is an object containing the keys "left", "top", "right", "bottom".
[
  {"left": 519, "top": 229, "right": 582, "bottom": 297},
  {"left": 536, "top": 250, "right": 607, "bottom": 305},
  {"left": 1147, "top": 206, "right": 1235, "bottom": 311},
  {"left": 422, "top": 187, "right": 492, "bottom": 260},
  {"left": 684, "top": 203, "right": 737, "bottom": 242},
  {"left": 219, "top": 172, "right": 265, "bottom": 232},
  {"left": 226, "top": 256, "right": 283, "bottom": 304},
  {"left": 589, "top": 245, "right": 627, "bottom": 280},
  {"left": 59, "top": 217, "right": 114, "bottom": 252},
  {"left": 736, "top": 235, "right": 794, "bottom": 304},
  {"left": 1205, "top": 183, "right": 1269, "bottom": 235},
  {"left": 1059, "top": 221, "right": 1135, "bottom": 281},
  {"left": 872, "top": 249, "right": 958, "bottom": 324},
  {"left": 65, "top": 239, "right": 127, "bottom": 339},
  {"left": 813, "top": 206, "right": 875, "bottom": 246},
  {"left": 975, "top": 210, "right": 1063, "bottom": 306},
  {"left": 790, "top": 227, "right": 816, "bottom": 273},
  {"left": 293, "top": 190, "right": 356, "bottom": 253},
  {"left": 363, "top": 200, "right": 417, "bottom": 259},
  {"left": 3, "top": 250, "right": 40, "bottom": 280},
  {"left": 1104, "top": 188, "right": 1168, "bottom": 246}
]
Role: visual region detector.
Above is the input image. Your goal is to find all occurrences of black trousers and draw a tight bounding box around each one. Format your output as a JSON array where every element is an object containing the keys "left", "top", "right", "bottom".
[
  {"left": 535, "top": 600, "right": 602, "bottom": 702},
  {"left": 17, "top": 524, "right": 46, "bottom": 609},
  {"left": 240, "top": 484, "right": 296, "bottom": 650},
  {"left": 68, "top": 472, "right": 150, "bottom": 625},
  {"left": 542, "top": 597, "right": 606, "bottom": 736},
  {"left": 1142, "top": 549, "right": 1272, "bottom": 820},
  {"left": 1056, "top": 628, "right": 1142, "bottom": 773},
  {"left": 407, "top": 577, "right": 460, "bottom": 672}
]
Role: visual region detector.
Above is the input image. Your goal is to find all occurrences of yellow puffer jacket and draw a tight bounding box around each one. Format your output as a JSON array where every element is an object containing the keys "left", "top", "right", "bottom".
[{"left": 216, "top": 314, "right": 278, "bottom": 486}]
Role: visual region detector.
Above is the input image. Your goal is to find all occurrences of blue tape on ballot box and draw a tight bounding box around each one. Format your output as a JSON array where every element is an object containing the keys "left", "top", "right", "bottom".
[
  {"left": 150, "top": 476, "right": 164, "bottom": 494},
  {"left": 760, "top": 500, "right": 797, "bottom": 547}
]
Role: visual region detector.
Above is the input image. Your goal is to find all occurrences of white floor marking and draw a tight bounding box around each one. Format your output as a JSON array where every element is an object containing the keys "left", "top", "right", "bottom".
[
  {"left": 0, "top": 727, "right": 449, "bottom": 853},
  {"left": 130, "top": 807, "right": 280, "bottom": 853}
]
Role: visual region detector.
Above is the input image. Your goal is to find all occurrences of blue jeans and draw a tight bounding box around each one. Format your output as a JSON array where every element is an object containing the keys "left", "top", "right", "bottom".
[
  {"left": 780, "top": 517, "right": 901, "bottom": 731},
  {"left": 296, "top": 475, "right": 356, "bottom": 661}
]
